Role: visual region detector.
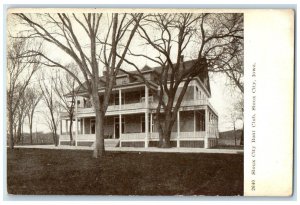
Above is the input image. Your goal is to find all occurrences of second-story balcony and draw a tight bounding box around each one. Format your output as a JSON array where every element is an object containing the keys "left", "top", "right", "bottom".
[{"left": 62, "top": 98, "right": 214, "bottom": 118}]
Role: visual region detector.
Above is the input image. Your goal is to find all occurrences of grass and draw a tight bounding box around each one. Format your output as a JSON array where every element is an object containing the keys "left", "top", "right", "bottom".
[
  {"left": 213, "top": 145, "right": 244, "bottom": 150},
  {"left": 7, "top": 148, "right": 243, "bottom": 196}
]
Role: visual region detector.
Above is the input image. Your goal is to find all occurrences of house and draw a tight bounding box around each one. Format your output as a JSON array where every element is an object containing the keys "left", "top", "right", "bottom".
[{"left": 58, "top": 60, "right": 219, "bottom": 148}]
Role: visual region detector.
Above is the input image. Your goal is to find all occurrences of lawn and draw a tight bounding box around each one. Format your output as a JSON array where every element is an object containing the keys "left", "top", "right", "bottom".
[{"left": 7, "top": 148, "right": 243, "bottom": 196}]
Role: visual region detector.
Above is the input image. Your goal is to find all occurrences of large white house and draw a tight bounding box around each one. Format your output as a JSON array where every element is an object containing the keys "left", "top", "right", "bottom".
[{"left": 59, "top": 60, "right": 219, "bottom": 148}]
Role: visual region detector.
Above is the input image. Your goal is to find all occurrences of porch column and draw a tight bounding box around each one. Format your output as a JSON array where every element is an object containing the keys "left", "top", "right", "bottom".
[
  {"left": 75, "top": 96, "right": 78, "bottom": 146},
  {"left": 82, "top": 118, "right": 85, "bottom": 134},
  {"left": 177, "top": 111, "right": 180, "bottom": 148},
  {"left": 204, "top": 107, "right": 209, "bottom": 148},
  {"left": 58, "top": 119, "right": 62, "bottom": 146},
  {"left": 145, "top": 111, "right": 149, "bottom": 148},
  {"left": 119, "top": 89, "right": 122, "bottom": 110},
  {"left": 145, "top": 85, "right": 149, "bottom": 108},
  {"left": 150, "top": 112, "right": 153, "bottom": 136},
  {"left": 119, "top": 114, "right": 122, "bottom": 139},
  {"left": 145, "top": 85, "right": 149, "bottom": 148},
  {"left": 194, "top": 110, "right": 196, "bottom": 138}
]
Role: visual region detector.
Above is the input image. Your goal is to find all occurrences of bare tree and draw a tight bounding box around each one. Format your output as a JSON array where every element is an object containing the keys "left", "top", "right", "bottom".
[
  {"left": 53, "top": 64, "right": 78, "bottom": 145},
  {"left": 15, "top": 92, "right": 30, "bottom": 144},
  {"left": 25, "top": 87, "right": 42, "bottom": 144},
  {"left": 123, "top": 13, "right": 243, "bottom": 147},
  {"left": 39, "top": 70, "right": 60, "bottom": 146},
  {"left": 6, "top": 36, "right": 41, "bottom": 149},
  {"left": 229, "top": 111, "right": 239, "bottom": 146},
  {"left": 234, "top": 96, "right": 244, "bottom": 145},
  {"left": 15, "top": 13, "right": 142, "bottom": 157}
]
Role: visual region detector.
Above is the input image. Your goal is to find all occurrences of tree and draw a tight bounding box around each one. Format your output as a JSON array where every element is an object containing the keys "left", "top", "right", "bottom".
[
  {"left": 123, "top": 13, "right": 243, "bottom": 147},
  {"left": 234, "top": 96, "right": 244, "bottom": 145},
  {"left": 39, "top": 70, "right": 60, "bottom": 146},
  {"left": 6, "top": 36, "right": 41, "bottom": 149},
  {"left": 229, "top": 110, "right": 241, "bottom": 146},
  {"left": 15, "top": 90, "right": 30, "bottom": 144},
  {"left": 15, "top": 13, "right": 143, "bottom": 157},
  {"left": 25, "top": 87, "right": 42, "bottom": 144},
  {"left": 53, "top": 64, "right": 78, "bottom": 145}
]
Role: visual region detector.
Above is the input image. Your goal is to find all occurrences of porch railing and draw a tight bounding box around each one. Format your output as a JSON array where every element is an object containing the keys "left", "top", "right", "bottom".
[
  {"left": 149, "top": 131, "right": 206, "bottom": 140},
  {"left": 74, "top": 98, "right": 211, "bottom": 114},
  {"left": 120, "top": 133, "right": 146, "bottom": 140},
  {"left": 59, "top": 134, "right": 95, "bottom": 141}
]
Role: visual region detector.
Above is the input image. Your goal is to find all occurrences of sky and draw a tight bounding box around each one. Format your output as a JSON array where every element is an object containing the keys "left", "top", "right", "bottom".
[{"left": 7, "top": 12, "right": 244, "bottom": 133}]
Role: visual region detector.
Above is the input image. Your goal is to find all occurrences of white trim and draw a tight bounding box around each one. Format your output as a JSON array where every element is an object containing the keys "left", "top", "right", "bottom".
[
  {"left": 82, "top": 118, "right": 85, "bottom": 134},
  {"left": 72, "top": 82, "right": 158, "bottom": 97},
  {"left": 194, "top": 110, "right": 196, "bottom": 138},
  {"left": 145, "top": 111, "right": 149, "bottom": 148},
  {"left": 194, "top": 77, "right": 211, "bottom": 98},
  {"left": 150, "top": 112, "right": 153, "bottom": 134},
  {"left": 205, "top": 107, "right": 209, "bottom": 148},
  {"left": 119, "top": 114, "right": 122, "bottom": 139},
  {"left": 114, "top": 116, "right": 125, "bottom": 139}
]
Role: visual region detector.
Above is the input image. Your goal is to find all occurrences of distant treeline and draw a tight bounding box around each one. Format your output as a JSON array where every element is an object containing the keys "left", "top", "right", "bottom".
[
  {"left": 218, "top": 130, "right": 243, "bottom": 146},
  {"left": 8, "top": 132, "right": 55, "bottom": 145}
]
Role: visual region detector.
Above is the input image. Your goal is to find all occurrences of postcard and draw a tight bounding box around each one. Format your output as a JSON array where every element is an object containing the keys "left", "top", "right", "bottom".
[{"left": 5, "top": 8, "right": 294, "bottom": 197}]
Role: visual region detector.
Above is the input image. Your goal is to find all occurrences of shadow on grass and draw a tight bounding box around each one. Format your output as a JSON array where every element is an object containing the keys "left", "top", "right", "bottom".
[{"left": 7, "top": 148, "right": 243, "bottom": 196}]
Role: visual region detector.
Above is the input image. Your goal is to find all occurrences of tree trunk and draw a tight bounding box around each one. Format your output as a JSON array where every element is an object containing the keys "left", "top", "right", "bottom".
[
  {"left": 159, "top": 112, "right": 174, "bottom": 148},
  {"left": 50, "top": 112, "right": 58, "bottom": 146},
  {"left": 240, "top": 128, "right": 244, "bottom": 146},
  {"left": 92, "top": 94, "right": 105, "bottom": 158},
  {"left": 29, "top": 111, "right": 34, "bottom": 144},
  {"left": 161, "top": 129, "right": 172, "bottom": 148},
  {"left": 234, "top": 124, "right": 236, "bottom": 146},
  {"left": 29, "top": 119, "right": 33, "bottom": 144},
  {"left": 21, "top": 123, "right": 24, "bottom": 145},
  {"left": 17, "top": 118, "right": 22, "bottom": 144},
  {"left": 54, "top": 125, "right": 58, "bottom": 146},
  {"left": 8, "top": 109, "right": 14, "bottom": 149},
  {"left": 69, "top": 117, "right": 74, "bottom": 145},
  {"left": 93, "top": 108, "right": 105, "bottom": 158}
]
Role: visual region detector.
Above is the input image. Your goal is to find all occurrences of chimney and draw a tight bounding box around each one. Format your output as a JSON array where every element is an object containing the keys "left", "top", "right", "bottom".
[{"left": 180, "top": 55, "right": 184, "bottom": 63}]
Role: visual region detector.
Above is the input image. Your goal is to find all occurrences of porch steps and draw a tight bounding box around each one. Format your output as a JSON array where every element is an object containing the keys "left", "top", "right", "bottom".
[{"left": 90, "top": 139, "right": 120, "bottom": 148}]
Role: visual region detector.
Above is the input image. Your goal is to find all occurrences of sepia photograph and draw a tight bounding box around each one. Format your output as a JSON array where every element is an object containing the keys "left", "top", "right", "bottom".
[{"left": 7, "top": 7, "right": 295, "bottom": 198}]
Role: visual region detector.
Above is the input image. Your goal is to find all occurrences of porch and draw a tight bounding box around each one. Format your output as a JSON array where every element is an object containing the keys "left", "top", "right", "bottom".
[{"left": 59, "top": 109, "right": 218, "bottom": 148}]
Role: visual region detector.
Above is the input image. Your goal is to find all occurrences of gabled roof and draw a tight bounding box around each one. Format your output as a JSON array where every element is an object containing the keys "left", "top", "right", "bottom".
[
  {"left": 68, "top": 59, "right": 211, "bottom": 96},
  {"left": 151, "top": 59, "right": 211, "bottom": 95}
]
